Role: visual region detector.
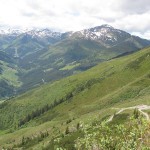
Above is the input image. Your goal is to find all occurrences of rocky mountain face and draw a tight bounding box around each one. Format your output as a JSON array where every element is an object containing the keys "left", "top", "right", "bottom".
[
  {"left": 0, "top": 25, "right": 150, "bottom": 97},
  {"left": 1, "top": 24, "right": 149, "bottom": 53},
  {"left": 63, "top": 25, "right": 131, "bottom": 46},
  {"left": 64, "top": 25, "right": 150, "bottom": 48}
]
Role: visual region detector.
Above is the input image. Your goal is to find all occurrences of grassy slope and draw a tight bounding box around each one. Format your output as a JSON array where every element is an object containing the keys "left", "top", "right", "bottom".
[
  {"left": 0, "top": 61, "right": 21, "bottom": 87},
  {"left": 0, "top": 51, "right": 21, "bottom": 98},
  {"left": 12, "top": 34, "right": 150, "bottom": 94},
  {"left": 0, "top": 47, "right": 150, "bottom": 148},
  {"left": 18, "top": 38, "right": 116, "bottom": 92}
]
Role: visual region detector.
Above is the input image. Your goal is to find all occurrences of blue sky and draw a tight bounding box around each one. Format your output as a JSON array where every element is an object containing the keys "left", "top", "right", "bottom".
[{"left": 0, "top": 0, "right": 150, "bottom": 39}]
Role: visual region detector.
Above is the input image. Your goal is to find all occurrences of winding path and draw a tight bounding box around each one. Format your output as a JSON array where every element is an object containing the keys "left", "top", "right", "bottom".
[{"left": 106, "top": 105, "right": 150, "bottom": 123}]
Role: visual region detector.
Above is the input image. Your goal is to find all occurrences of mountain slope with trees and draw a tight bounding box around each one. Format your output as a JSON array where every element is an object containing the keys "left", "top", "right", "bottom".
[
  {"left": 0, "top": 25, "right": 149, "bottom": 95},
  {"left": 0, "top": 51, "right": 20, "bottom": 98},
  {"left": 0, "top": 46, "right": 150, "bottom": 149}
]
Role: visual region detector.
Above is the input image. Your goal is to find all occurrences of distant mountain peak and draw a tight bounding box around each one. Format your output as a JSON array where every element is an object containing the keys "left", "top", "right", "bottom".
[
  {"left": 94, "top": 24, "right": 114, "bottom": 29},
  {"left": 26, "top": 29, "right": 62, "bottom": 38},
  {"left": 0, "top": 28, "right": 24, "bottom": 36},
  {"left": 0, "top": 28, "right": 62, "bottom": 40},
  {"left": 101, "top": 24, "right": 114, "bottom": 28},
  {"left": 0, "top": 25, "right": 150, "bottom": 48},
  {"left": 65, "top": 24, "right": 131, "bottom": 47}
]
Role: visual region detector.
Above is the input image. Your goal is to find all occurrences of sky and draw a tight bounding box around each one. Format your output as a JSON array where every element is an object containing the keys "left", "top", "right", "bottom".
[{"left": 0, "top": 0, "right": 150, "bottom": 39}]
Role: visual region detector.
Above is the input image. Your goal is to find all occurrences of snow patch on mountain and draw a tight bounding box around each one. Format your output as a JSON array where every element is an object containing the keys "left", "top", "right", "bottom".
[
  {"left": 0, "top": 24, "right": 131, "bottom": 45},
  {"left": 74, "top": 24, "right": 131, "bottom": 45},
  {"left": 0, "top": 29, "right": 24, "bottom": 36},
  {"left": 27, "top": 29, "right": 62, "bottom": 39},
  {"left": 0, "top": 28, "right": 62, "bottom": 39}
]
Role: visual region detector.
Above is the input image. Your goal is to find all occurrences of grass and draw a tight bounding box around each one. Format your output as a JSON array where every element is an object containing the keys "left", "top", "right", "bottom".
[
  {"left": 60, "top": 62, "right": 80, "bottom": 71},
  {"left": 16, "top": 34, "right": 150, "bottom": 94},
  {"left": 0, "top": 47, "right": 150, "bottom": 148},
  {"left": 0, "top": 61, "right": 21, "bottom": 87}
]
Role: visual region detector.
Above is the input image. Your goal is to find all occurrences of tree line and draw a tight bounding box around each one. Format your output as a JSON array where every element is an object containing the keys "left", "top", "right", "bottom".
[{"left": 18, "top": 92, "right": 73, "bottom": 127}]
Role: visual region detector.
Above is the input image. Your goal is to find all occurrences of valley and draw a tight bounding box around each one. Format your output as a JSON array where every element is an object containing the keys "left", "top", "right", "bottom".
[
  {"left": 0, "top": 0, "right": 150, "bottom": 149},
  {"left": 0, "top": 25, "right": 150, "bottom": 96},
  {"left": 0, "top": 43, "right": 150, "bottom": 149}
]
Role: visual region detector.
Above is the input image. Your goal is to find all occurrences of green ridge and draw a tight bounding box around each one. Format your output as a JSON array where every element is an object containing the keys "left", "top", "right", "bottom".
[{"left": 0, "top": 47, "right": 150, "bottom": 149}]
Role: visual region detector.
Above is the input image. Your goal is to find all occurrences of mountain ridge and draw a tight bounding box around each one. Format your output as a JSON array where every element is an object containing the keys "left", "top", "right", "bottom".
[
  {"left": 0, "top": 46, "right": 150, "bottom": 149},
  {"left": 0, "top": 24, "right": 150, "bottom": 97},
  {"left": 0, "top": 24, "right": 149, "bottom": 43}
]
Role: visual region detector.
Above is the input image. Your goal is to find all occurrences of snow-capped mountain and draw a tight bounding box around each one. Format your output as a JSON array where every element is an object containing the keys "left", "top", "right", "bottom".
[
  {"left": 0, "top": 25, "right": 145, "bottom": 47},
  {"left": 82, "top": 25, "right": 130, "bottom": 40},
  {"left": 0, "top": 24, "right": 150, "bottom": 95},
  {"left": 26, "top": 29, "right": 62, "bottom": 39},
  {"left": 64, "top": 24, "right": 132, "bottom": 47},
  {"left": 1, "top": 24, "right": 150, "bottom": 58},
  {"left": 0, "top": 28, "right": 62, "bottom": 53},
  {"left": 0, "top": 28, "right": 62, "bottom": 39},
  {"left": 0, "top": 28, "right": 24, "bottom": 36}
]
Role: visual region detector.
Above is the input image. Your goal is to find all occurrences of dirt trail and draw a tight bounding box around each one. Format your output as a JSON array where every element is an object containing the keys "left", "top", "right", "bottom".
[
  {"left": 106, "top": 105, "right": 150, "bottom": 123},
  {"left": 138, "top": 109, "right": 149, "bottom": 120}
]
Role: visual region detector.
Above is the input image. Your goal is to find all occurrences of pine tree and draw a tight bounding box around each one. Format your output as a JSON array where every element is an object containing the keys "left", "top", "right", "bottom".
[{"left": 65, "top": 126, "right": 69, "bottom": 134}]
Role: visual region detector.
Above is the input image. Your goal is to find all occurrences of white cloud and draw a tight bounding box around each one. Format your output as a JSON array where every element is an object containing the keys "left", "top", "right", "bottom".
[
  {"left": 0, "top": 0, "right": 150, "bottom": 39},
  {"left": 132, "top": 31, "right": 150, "bottom": 40}
]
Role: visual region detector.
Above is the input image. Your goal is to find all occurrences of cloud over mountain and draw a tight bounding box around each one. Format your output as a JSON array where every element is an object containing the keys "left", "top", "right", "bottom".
[{"left": 0, "top": 0, "right": 150, "bottom": 39}]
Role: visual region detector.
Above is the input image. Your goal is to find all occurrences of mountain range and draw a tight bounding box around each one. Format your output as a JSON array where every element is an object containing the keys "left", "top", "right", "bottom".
[
  {"left": 0, "top": 24, "right": 150, "bottom": 149},
  {"left": 0, "top": 45, "right": 150, "bottom": 149},
  {"left": 0, "top": 24, "right": 150, "bottom": 97}
]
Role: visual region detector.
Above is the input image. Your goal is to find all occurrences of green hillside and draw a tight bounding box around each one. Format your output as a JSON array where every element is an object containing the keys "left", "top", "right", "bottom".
[
  {"left": 1, "top": 25, "right": 150, "bottom": 95},
  {"left": 0, "top": 47, "right": 150, "bottom": 149},
  {"left": 18, "top": 35, "right": 150, "bottom": 93},
  {"left": 0, "top": 51, "right": 21, "bottom": 98}
]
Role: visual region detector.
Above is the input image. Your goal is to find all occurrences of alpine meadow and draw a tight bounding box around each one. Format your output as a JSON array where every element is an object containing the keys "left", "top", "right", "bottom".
[{"left": 0, "top": 0, "right": 150, "bottom": 149}]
